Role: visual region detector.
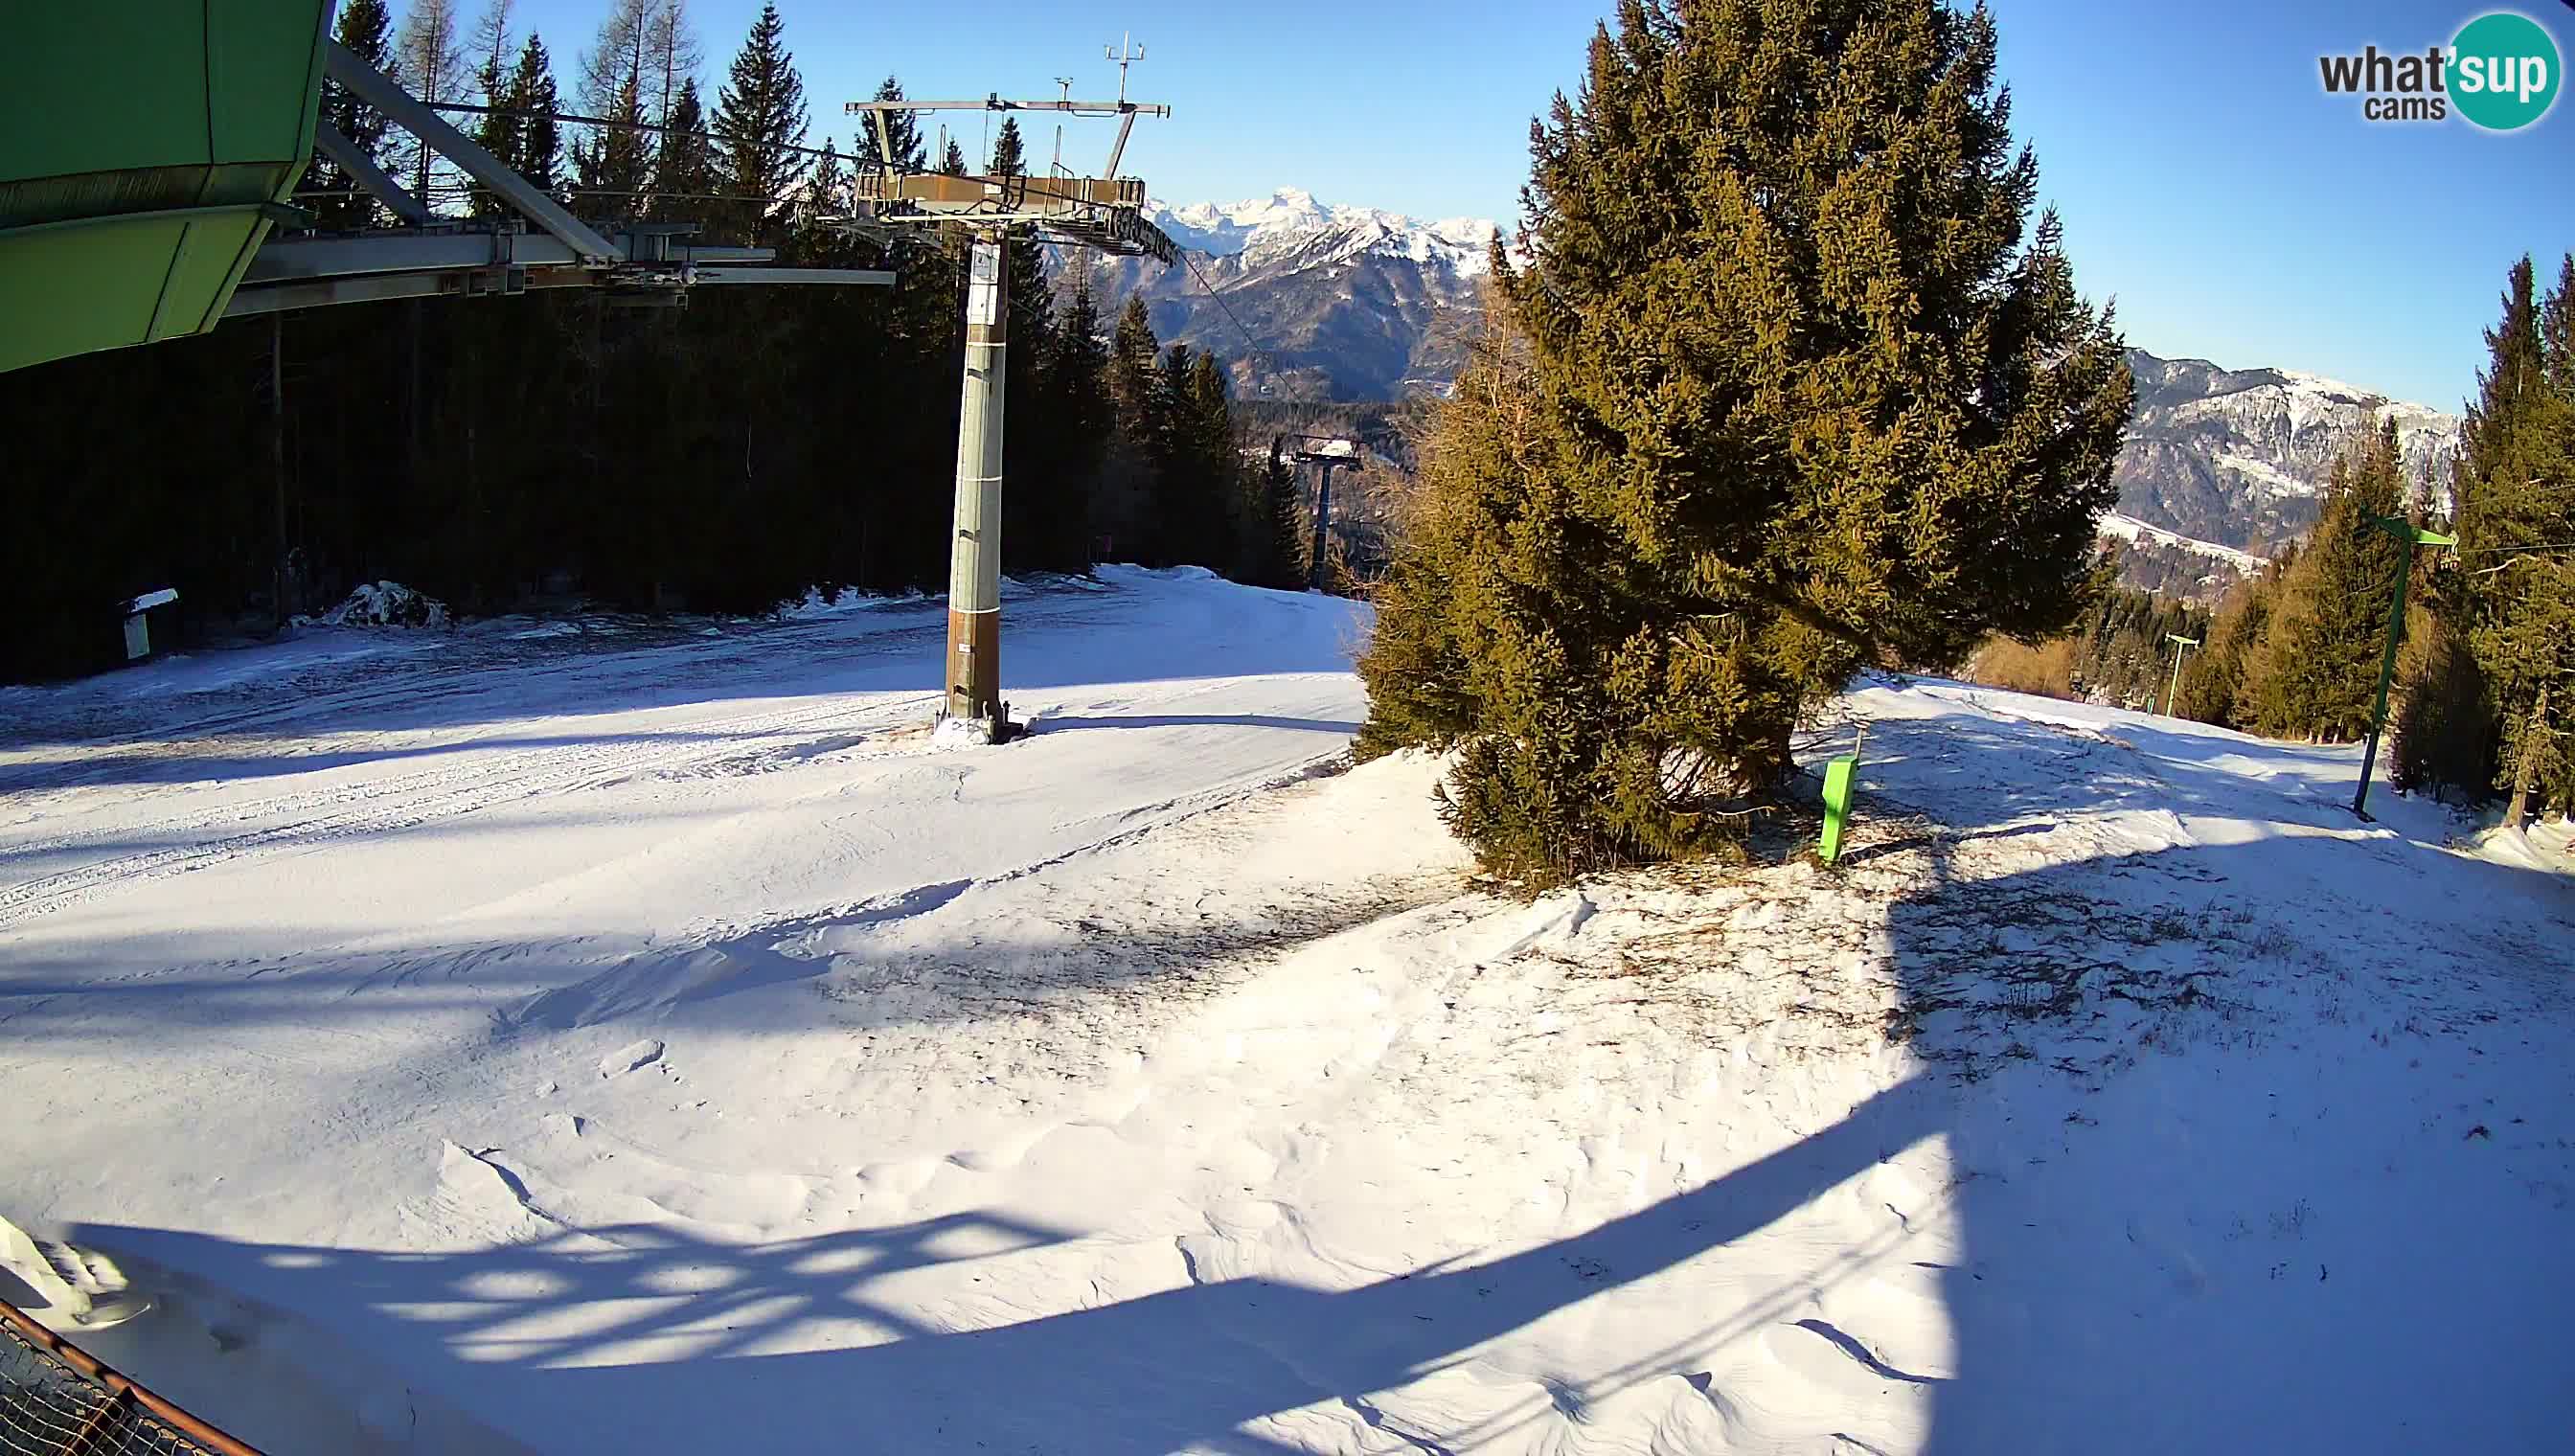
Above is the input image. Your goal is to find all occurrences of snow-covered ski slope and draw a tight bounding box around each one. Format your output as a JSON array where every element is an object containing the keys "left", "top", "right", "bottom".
[{"left": 2, "top": 568, "right": 2569, "bottom": 1456}]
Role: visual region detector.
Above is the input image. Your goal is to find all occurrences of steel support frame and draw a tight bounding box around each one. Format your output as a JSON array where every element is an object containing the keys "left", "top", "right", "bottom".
[
  {"left": 311, "top": 120, "right": 434, "bottom": 226},
  {"left": 324, "top": 38, "right": 622, "bottom": 262}
]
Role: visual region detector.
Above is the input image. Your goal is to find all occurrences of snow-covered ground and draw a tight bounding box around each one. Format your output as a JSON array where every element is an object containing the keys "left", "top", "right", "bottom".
[{"left": 2, "top": 570, "right": 2569, "bottom": 1455}]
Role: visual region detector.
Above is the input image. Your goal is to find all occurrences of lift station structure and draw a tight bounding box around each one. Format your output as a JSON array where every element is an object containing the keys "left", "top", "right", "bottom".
[
  {"left": 848, "top": 65, "right": 1177, "bottom": 742},
  {"left": 1, "top": 2, "right": 892, "bottom": 376}
]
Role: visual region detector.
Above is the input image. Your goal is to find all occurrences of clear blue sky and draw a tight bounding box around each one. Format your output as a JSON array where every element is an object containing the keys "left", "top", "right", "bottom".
[{"left": 501, "top": 0, "right": 2572, "bottom": 409}]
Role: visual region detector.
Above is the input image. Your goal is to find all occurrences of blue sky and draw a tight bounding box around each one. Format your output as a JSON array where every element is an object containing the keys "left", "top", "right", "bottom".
[{"left": 500, "top": 0, "right": 2573, "bottom": 409}]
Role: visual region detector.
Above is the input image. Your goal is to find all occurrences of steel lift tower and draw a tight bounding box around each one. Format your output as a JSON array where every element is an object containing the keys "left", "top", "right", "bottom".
[{"left": 848, "top": 61, "right": 1176, "bottom": 742}]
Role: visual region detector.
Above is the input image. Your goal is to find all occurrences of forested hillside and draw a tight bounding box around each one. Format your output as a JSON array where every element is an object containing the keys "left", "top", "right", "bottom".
[{"left": 0, "top": 0, "right": 1298, "bottom": 683}]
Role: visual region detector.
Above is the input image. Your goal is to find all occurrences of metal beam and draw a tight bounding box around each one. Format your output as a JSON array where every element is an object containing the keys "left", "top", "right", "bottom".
[
  {"left": 1103, "top": 110, "right": 1138, "bottom": 181},
  {"left": 692, "top": 267, "right": 897, "bottom": 286},
  {"left": 246, "top": 230, "right": 576, "bottom": 281},
  {"left": 311, "top": 120, "right": 434, "bottom": 226},
  {"left": 324, "top": 38, "right": 624, "bottom": 263},
  {"left": 226, "top": 265, "right": 593, "bottom": 316}
]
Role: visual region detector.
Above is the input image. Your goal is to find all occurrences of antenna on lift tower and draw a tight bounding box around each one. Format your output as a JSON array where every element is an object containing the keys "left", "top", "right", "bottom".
[
  {"left": 1106, "top": 34, "right": 1146, "bottom": 105},
  {"left": 846, "top": 54, "right": 1176, "bottom": 744}
]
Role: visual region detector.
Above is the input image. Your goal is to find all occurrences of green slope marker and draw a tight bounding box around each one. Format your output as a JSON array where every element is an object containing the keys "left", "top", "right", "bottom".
[{"left": 1819, "top": 755, "right": 1858, "bottom": 864}]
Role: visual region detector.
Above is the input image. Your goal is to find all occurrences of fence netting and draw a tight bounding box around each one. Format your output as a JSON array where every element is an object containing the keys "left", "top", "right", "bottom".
[{"left": 0, "top": 1303, "right": 254, "bottom": 1456}]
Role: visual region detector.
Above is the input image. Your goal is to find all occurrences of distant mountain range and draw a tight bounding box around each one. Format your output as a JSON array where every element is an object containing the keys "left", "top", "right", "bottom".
[
  {"left": 1056, "top": 189, "right": 2466, "bottom": 598},
  {"left": 2107, "top": 353, "right": 2462, "bottom": 596},
  {"left": 1053, "top": 188, "right": 1496, "bottom": 400}
]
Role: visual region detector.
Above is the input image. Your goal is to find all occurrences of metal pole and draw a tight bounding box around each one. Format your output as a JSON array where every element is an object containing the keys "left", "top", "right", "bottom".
[
  {"left": 2352, "top": 518, "right": 2456, "bottom": 818},
  {"left": 2162, "top": 634, "right": 2199, "bottom": 717},
  {"left": 944, "top": 230, "right": 1011, "bottom": 733},
  {"left": 2352, "top": 543, "right": 2412, "bottom": 819},
  {"left": 1309, "top": 462, "right": 1335, "bottom": 591}
]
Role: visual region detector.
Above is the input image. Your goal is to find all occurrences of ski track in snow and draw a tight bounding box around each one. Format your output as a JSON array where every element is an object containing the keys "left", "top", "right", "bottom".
[{"left": 3, "top": 571, "right": 2571, "bottom": 1455}]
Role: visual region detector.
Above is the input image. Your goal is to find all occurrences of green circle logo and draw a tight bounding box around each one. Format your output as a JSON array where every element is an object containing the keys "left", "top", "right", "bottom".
[{"left": 2451, "top": 11, "right": 2561, "bottom": 130}]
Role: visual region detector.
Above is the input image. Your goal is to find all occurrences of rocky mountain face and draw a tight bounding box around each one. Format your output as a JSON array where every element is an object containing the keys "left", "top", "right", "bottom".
[
  {"left": 1052, "top": 188, "right": 1497, "bottom": 400},
  {"left": 2110, "top": 352, "right": 2462, "bottom": 553}
]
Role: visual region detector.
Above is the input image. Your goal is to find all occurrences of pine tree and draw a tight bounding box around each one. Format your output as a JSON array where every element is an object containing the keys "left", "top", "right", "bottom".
[
  {"left": 852, "top": 77, "right": 924, "bottom": 177},
  {"left": 644, "top": 0, "right": 702, "bottom": 129},
  {"left": 1241, "top": 443, "right": 1309, "bottom": 589},
  {"left": 712, "top": 1, "right": 808, "bottom": 241},
  {"left": 1099, "top": 296, "right": 1169, "bottom": 561},
  {"left": 2457, "top": 254, "right": 2575, "bottom": 823},
  {"left": 575, "top": 0, "right": 656, "bottom": 216},
  {"left": 394, "top": 0, "right": 467, "bottom": 206},
  {"left": 304, "top": 0, "right": 397, "bottom": 231},
  {"left": 649, "top": 79, "right": 716, "bottom": 220},
  {"left": 505, "top": 34, "right": 562, "bottom": 198},
  {"left": 1032, "top": 280, "right": 1112, "bottom": 569},
  {"left": 466, "top": 0, "right": 519, "bottom": 216},
  {"left": 989, "top": 117, "right": 1027, "bottom": 178},
  {"left": 1357, "top": 0, "right": 2132, "bottom": 883},
  {"left": 2239, "top": 426, "right": 2409, "bottom": 741},
  {"left": 940, "top": 138, "right": 968, "bottom": 175},
  {"left": 2175, "top": 554, "right": 2286, "bottom": 727}
]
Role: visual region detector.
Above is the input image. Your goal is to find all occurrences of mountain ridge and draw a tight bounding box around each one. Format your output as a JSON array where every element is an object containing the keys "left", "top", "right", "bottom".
[{"left": 1058, "top": 188, "right": 2464, "bottom": 594}]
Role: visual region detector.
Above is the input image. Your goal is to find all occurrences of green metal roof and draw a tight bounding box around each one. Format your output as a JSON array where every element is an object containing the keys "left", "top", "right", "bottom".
[{"left": 1, "top": 2, "right": 332, "bottom": 373}]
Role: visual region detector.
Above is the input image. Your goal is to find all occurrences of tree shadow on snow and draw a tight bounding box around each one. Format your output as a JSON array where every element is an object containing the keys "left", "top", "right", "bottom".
[{"left": 50, "top": 822, "right": 2575, "bottom": 1452}]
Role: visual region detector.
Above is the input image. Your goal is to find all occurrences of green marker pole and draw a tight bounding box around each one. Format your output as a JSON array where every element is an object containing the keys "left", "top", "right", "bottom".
[
  {"left": 2163, "top": 634, "right": 2199, "bottom": 717},
  {"left": 2352, "top": 518, "right": 2455, "bottom": 819}
]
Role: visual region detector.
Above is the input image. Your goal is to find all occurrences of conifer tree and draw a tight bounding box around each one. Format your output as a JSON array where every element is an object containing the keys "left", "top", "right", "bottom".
[
  {"left": 575, "top": 0, "right": 656, "bottom": 216},
  {"left": 644, "top": 0, "right": 701, "bottom": 129},
  {"left": 1100, "top": 296, "right": 1169, "bottom": 561},
  {"left": 852, "top": 78, "right": 924, "bottom": 176},
  {"left": 394, "top": 0, "right": 467, "bottom": 205},
  {"left": 1241, "top": 445, "right": 1309, "bottom": 589},
  {"left": 940, "top": 139, "right": 968, "bottom": 175},
  {"left": 2445, "top": 254, "right": 2575, "bottom": 823},
  {"left": 649, "top": 79, "right": 716, "bottom": 220},
  {"left": 1357, "top": 0, "right": 2132, "bottom": 882},
  {"left": 465, "top": 1, "right": 519, "bottom": 216},
  {"left": 989, "top": 118, "right": 1027, "bottom": 178},
  {"left": 2239, "top": 426, "right": 2408, "bottom": 741},
  {"left": 305, "top": 0, "right": 397, "bottom": 230},
  {"left": 713, "top": 2, "right": 809, "bottom": 240},
  {"left": 2175, "top": 554, "right": 2286, "bottom": 727},
  {"left": 505, "top": 34, "right": 562, "bottom": 198},
  {"left": 1037, "top": 280, "right": 1113, "bottom": 566}
]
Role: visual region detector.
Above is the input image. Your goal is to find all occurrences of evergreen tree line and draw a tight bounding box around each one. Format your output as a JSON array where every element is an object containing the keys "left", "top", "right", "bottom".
[
  {"left": 1355, "top": 0, "right": 2134, "bottom": 887},
  {"left": 0, "top": 0, "right": 1297, "bottom": 684},
  {"left": 2158, "top": 421, "right": 2413, "bottom": 744},
  {"left": 1968, "top": 585, "right": 2210, "bottom": 710},
  {"left": 1971, "top": 253, "right": 2573, "bottom": 830}
]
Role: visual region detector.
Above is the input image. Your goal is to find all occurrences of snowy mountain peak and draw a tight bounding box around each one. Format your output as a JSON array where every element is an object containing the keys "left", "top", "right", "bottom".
[{"left": 1147, "top": 188, "right": 1499, "bottom": 279}]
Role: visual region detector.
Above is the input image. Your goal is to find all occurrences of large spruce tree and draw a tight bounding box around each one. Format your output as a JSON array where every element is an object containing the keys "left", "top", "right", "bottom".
[
  {"left": 2238, "top": 425, "right": 2408, "bottom": 742},
  {"left": 504, "top": 34, "right": 562, "bottom": 198},
  {"left": 1357, "top": 0, "right": 2131, "bottom": 883},
  {"left": 2452, "top": 256, "right": 2575, "bottom": 824},
  {"left": 712, "top": 2, "right": 809, "bottom": 241}
]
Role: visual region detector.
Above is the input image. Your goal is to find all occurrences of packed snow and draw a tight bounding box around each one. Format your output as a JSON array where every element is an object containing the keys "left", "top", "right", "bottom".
[{"left": 3, "top": 568, "right": 2570, "bottom": 1455}]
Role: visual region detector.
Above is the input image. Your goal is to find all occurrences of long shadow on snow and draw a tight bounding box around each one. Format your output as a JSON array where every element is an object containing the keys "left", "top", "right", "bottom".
[{"left": 62, "top": 832, "right": 2575, "bottom": 1452}]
